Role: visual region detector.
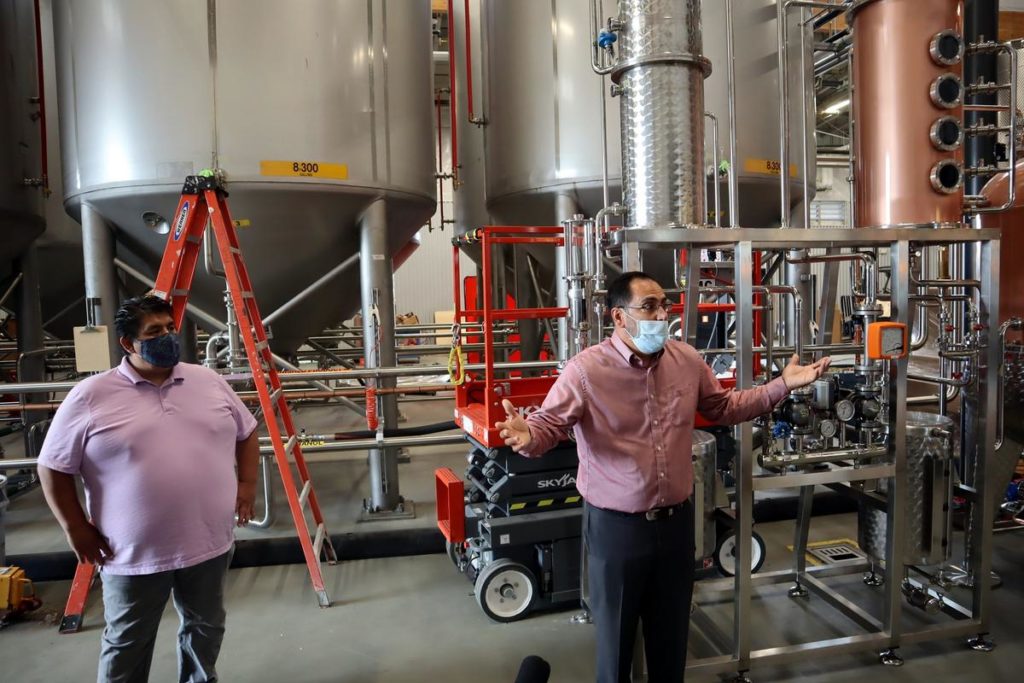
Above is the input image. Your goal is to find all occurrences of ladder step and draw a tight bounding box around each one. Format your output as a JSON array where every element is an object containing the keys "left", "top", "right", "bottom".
[
  {"left": 284, "top": 434, "right": 298, "bottom": 456},
  {"left": 171, "top": 288, "right": 190, "bottom": 296},
  {"left": 255, "top": 340, "right": 270, "bottom": 353},
  {"left": 185, "top": 235, "right": 202, "bottom": 245},
  {"left": 241, "top": 291, "right": 255, "bottom": 299},
  {"left": 312, "top": 523, "right": 327, "bottom": 560},
  {"left": 298, "top": 480, "right": 312, "bottom": 509},
  {"left": 229, "top": 246, "right": 242, "bottom": 255},
  {"left": 269, "top": 387, "right": 283, "bottom": 405}
]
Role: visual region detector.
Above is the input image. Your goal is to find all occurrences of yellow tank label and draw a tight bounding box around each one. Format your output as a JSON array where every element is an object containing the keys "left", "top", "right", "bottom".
[
  {"left": 259, "top": 160, "right": 348, "bottom": 180},
  {"left": 743, "top": 158, "right": 798, "bottom": 177}
]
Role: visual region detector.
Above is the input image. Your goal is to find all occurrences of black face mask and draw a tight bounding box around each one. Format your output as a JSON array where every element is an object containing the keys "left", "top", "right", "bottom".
[{"left": 135, "top": 333, "right": 181, "bottom": 368}]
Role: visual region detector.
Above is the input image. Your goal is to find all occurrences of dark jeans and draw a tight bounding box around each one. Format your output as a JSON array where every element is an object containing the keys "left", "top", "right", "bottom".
[
  {"left": 97, "top": 548, "right": 233, "bottom": 683},
  {"left": 584, "top": 500, "right": 696, "bottom": 683}
]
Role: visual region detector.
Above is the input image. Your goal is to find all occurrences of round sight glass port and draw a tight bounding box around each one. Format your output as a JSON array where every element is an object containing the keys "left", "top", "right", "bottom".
[
  {"left": 930, "top": 30, "right": 964, "bottom": 66},
  {"left": 930, "top": 160, "right": 963, "bottom": 194},
  {"left": 930, "top": 74, "right": 963, "bottom": 109},
  {"left": 930, "top": 116, "right": 963, "bottom": 151}
]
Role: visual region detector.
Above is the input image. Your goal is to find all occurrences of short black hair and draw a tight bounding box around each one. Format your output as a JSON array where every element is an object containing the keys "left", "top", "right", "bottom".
[
  {"left": 606, "top": 271, "right": 657, "bottom": 311},
  {"left": 114, "top": 295, "right": 174, "bottom": 340}
]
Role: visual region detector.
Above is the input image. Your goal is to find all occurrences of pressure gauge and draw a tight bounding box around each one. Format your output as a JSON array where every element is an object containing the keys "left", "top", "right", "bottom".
[
  {"left": 820, "top": 419, "right": 838, "bottom": 439},
  {"left": 866, "top": 321, "right": 909, "bottom": 360},
  {"left": 835, "top": 399, "right": 856, "bottom": 423}
]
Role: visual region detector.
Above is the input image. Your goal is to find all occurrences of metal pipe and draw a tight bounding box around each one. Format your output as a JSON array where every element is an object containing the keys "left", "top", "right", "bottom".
[
  {"left": 971, "top": 42, "right": 1018, "bottom": 214},
  {"left": 263, "top": 253, "right": 360, "bottom": 327},
  {"left": 204, "top": 226, "right": 225, "bottom": 277},
  {"left": 81, "top": 203, "right": 121, "bottom": 363},
  {"left": 996, "top": 317, "right": 1022, "bottom": 449},
  {"left": 776, "top": 0, "right": 792, "bottom": 227},
  {"left": 787, "top": 251, "right": 878, "bottom": 305},
  {"left": 908, "top": 372, "right": 973, "bottom": 388},
  {"left": 725, "top": 0, "right": 739, "bottom": 226},
  {"left": 246, "top": 455, "right": 275, "bottom": 529},
  {"left": 114, "top": 258, "right": 227, "bottom": 332},
  {"left": 446, "top": 0, "right": 459, "bottom": 184},
  {"left": 262, "top": 432, "right": 467, "bottom": 456},
  {"left": 798, "top": 3, "right": 811, "bottom": 230},
  {"left": 590, "top": 0, "right": 616, "bottom": 75},
  {"left": 706, "top": 112, "right": 721, "bottom": 226}
]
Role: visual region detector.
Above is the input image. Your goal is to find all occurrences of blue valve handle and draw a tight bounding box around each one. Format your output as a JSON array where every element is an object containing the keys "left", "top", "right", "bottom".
[{"left": 598, "top": 29, "right": 617, "bottom": 49}]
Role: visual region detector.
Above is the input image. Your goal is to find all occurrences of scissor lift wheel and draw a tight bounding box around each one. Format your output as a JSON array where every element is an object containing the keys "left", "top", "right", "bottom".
[
  {"left": 474, "top": 559, "right": 538, "bottom": 623},
  {"left": 714, "top": 530, "right": 767, "bottom": 577}
]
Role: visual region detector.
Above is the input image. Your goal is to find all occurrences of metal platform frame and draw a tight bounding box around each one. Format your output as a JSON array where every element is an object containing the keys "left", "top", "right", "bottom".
[{"left": 613, "top": 226, "right": 1001, "bottom": 677}]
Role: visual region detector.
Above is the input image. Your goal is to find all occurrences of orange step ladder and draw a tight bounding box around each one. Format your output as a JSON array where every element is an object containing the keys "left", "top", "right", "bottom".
[{"left": 59, "top": 173, "right": 337, "bottom": 631}]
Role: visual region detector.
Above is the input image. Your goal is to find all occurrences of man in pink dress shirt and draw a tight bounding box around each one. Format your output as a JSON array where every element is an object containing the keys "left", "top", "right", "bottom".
[
  {"left": 496, "top": 272, "right": 829, "bottom": 682},
  {"left": 37, "top": 296, "right": 259, "bottom": 683}
]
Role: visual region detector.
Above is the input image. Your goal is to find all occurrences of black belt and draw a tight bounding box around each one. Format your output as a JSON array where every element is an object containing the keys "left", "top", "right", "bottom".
[{"left": 595, "top": 501, "right": 686, "bottom": 521}]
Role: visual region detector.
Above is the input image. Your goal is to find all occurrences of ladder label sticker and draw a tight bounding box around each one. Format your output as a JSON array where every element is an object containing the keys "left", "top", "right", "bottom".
[
  {"left": 499, "top": 534, "right": 511, "bottom": 545},
  {"left": 173, "top": 201, "right": 190, "bottom": 240},
  {"left": 259, "top": 160, "right": 349, "bottom": 180},
  {"left": 743, "top": 158, "right": 798, "bottom": 178}
]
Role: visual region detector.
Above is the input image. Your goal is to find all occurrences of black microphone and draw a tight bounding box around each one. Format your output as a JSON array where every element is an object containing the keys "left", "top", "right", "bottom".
[{"left": 513, "top": 655, "right": 551, "bottom": 683}]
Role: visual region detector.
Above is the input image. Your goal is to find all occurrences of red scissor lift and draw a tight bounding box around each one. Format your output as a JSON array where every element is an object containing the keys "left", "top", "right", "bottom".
[{"left": 435, "top": 226, "right": 766, "bottom": 621}]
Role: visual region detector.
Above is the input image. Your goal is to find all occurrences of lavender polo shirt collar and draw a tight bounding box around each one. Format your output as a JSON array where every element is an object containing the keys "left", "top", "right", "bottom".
[{"left": 116, "top": 356, "right": 186, "bottom": 386}]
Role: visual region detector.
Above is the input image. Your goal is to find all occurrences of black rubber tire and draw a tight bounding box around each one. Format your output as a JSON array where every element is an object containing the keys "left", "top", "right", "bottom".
[
  {"left": 473, "top": 559, "right": 538, "bottom": 623},
  {"left": 713, "top": 530, "right": 767, "bottom": 577}
]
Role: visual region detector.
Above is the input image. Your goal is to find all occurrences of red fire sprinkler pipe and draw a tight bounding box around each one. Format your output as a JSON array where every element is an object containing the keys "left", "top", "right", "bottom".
[
  {"left": 435, "top": 91, "right": 446, "bottom": 230},
  {"left": 32, "top": 0, "right": 49, "bottom": 193},
  {"left": 446, "top": 0, "right": 459, "bottom": 185},
  {"left": 463, "top": 0, "right": 482, "bottom": 125}
]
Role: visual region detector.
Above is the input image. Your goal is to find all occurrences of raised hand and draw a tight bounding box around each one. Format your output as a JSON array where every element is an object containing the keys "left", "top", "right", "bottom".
[
  {"left": 494, "top": 398, "right": 533, "bottom": 453},
  {"left": 781, "top": 354, "right": 832, "bottom": 390}
]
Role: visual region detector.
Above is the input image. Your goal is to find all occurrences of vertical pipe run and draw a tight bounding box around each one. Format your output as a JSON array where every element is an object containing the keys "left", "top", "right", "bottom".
[
  {"left": 725, "top": 0, "right": 740, "bottom": 226},
  {"left": 359, "top": 199, "right": 402, "bottom": 513},
  {"left": 81, "top": 202, "right": 121, "bottom": 365},
  {"left": 965, "top": 0, "right": 1000, "bottom": 198},
  {"left": 15, "top": 245, "right": 45, "bottom": 456},
  {"left": 555, "top": 194, "right": 578, "bottom": 361},
  {"left": 776, "top": 0, "right": 791, "bottom": 227}
]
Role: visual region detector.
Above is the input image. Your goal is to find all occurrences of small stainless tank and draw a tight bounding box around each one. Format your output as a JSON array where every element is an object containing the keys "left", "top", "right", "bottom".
[
  {"left": 692, "top": 429, "right": 718, "bottom": 561},
  {"left": 859, "top": 412, "right": 956, "bottom": 566}
]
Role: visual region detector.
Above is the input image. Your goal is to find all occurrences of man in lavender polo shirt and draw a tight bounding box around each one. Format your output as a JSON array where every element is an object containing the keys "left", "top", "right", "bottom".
[
  {"left": 38, "top": 295, "right": 259, "bottom": 683},
  {"left": 497, "top": 272, "right": 830, "bottom": 682}
]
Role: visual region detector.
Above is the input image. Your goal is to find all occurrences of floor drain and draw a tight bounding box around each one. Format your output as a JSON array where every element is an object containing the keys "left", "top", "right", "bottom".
[{"left": 807, "top": 541, "right": 866, "bottom": 566}]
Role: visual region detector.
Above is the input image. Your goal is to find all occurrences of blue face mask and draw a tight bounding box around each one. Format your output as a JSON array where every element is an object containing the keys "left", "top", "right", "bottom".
[
  {"left": 624, "top": 312, "right": 669, "bottom": 355},
  {"left": 136, "top": 333, "right": 181, "bottom": 368}
]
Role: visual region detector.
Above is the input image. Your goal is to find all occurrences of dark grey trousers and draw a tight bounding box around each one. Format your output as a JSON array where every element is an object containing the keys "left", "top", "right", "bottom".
[
  {"left": 584, "top": 500, "right": 696, "bottom": 683},
  {"left": 97, "top": 548, "right": 233, "bottom": 683}
]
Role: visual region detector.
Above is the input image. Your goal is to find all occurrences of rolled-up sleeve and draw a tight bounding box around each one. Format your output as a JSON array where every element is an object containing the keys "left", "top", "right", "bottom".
[
  {"left": 521, "top": 361, "right": 586, "bottom": 457},
  {"left": 37, "top": 387, "right": 92, "bottom": 475},
  {"left": 696, "top": 355, "right": 789, "bottom": 425}
]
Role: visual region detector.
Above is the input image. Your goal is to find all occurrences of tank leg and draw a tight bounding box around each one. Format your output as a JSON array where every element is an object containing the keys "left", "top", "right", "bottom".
[
  {"left": 730, "top": 670, "right": 752, "bottom": 683},
  {"left": 570, "top": 610, "right": 592, "bottom": 625},
  {"left": 878, "top": 649, "right": 904, "bottom": 667},
  {"left": 967, "top": 634, "right": 995, "bottom": 652}
]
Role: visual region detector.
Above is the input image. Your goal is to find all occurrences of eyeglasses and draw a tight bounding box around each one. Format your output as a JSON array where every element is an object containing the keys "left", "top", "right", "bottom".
[{"left": 624, "top": 300, "right": 674, "bottom": 315}]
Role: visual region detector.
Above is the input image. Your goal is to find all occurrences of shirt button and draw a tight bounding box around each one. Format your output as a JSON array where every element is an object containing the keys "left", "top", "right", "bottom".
[
  {"left": 653, "top": 419, "right": 659, "bottom": 426},
  {"left": 659, "top": 472, "right": 665, "bottom": 478}
]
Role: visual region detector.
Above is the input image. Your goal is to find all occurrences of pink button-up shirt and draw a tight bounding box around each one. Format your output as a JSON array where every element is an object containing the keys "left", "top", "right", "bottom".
[{"left": 522, "top": 335, "right": 788, "bottom": 513}]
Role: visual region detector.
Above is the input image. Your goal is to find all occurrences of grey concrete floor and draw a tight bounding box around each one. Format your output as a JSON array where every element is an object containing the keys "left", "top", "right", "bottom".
[{"left": 2, "top": 393, "right": 1023, "bottom": 682}]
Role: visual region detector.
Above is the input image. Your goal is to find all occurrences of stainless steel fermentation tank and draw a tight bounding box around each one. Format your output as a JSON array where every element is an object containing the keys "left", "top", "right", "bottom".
[
  {"left": 0, "top": 0, "right": 45, "bottom": 264},
  {"left": 480, "top": 0, "right": 814, "bottom": 229},
  {"left": 52, "top": 0, "right": 436, "bottom": 353}
]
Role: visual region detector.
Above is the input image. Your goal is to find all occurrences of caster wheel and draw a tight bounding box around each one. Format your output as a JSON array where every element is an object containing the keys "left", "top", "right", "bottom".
[
  {"left": 474, "top": 559, "right": 538, "bottom": 623},
  {"left": 879, "top": 649, "right": 904, "bottom": 667},
  {"left": 863, "top": 571, "right": 885, "bottom": 587},
  {"left": 714, "top": 531, "right": 767, "bottom": 577},
  {"left": 446, "top": 541, "right": 465, "bottom": 569}
]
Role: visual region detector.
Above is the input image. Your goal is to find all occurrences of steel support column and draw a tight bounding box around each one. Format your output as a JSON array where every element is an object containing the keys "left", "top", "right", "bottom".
[
  {"left": 359, "top": 199, "right": 406, "bottom": 516},
  {"left": 81, "top": 202, "right": 121, "bottom": 364}
]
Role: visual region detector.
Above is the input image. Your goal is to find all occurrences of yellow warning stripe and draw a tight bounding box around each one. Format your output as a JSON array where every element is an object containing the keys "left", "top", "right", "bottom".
[
  {"left": 510, "top": 502, "right": 527, "bottom": 511},
  {"left": 566, "top": 496, "right": 581, "bottom": 504},
  {"left": 537, "top": 499, "right": 554, "bottom": 507}
]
